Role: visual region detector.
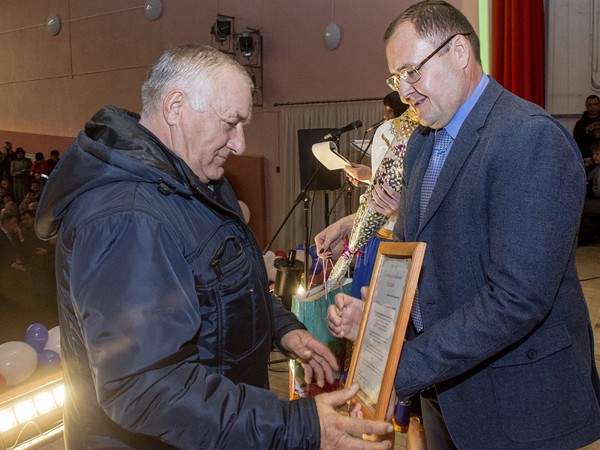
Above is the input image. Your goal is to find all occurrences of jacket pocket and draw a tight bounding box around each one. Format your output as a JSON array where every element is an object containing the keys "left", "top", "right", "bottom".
[
  {"left": 196, "top": 232, "right": 270, "bottom": 361},
  {"left": 489, "top": 321, "right": 593, "bottom": 442},
  {"left": 490, "top": 321, "right": 571, "bottom": 368}
]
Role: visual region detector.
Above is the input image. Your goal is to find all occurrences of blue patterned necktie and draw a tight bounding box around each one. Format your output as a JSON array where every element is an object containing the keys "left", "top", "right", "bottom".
[
  {"left": 412, "top": 128, "right": 452, "bottom": 331},
  {"left": 419, "top": 128, "right": 452, "bottom": 223}
]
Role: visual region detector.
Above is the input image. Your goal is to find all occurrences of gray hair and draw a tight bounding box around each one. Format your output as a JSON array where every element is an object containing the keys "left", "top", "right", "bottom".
[
  {"left": 141, "top": 44, "right": 253, "bottom": 117},
  {"left": 384, "top": 0, "right": 480, "bottom": 63}
]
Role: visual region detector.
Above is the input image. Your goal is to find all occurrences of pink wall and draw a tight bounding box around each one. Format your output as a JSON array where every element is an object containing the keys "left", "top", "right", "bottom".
[{"left": 0, "top": 0, "right": 466, "bottom": 240}]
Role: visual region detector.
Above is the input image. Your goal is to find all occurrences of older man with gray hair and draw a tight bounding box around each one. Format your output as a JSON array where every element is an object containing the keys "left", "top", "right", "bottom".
[{"left": 36, "top": 44, "right": 393, "bottom": 449}]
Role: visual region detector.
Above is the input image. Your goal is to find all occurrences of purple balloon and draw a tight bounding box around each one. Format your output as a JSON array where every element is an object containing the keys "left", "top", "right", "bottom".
[
  {"left": 26, "top": 323, "right": 49, "bottom": 352},
  {"left": 37, "top": 349, "right": 61, "bottom": 371}
]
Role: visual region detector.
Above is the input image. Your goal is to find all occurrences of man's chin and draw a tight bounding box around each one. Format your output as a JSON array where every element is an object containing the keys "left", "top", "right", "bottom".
[{"left": 207, "top": 167, "right": 225, "bottom": 183}]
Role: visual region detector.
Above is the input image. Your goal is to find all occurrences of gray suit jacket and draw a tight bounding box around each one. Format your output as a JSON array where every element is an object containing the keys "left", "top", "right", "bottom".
[{"left": 393, "top": 78, "right": 600, "bottom": 449}]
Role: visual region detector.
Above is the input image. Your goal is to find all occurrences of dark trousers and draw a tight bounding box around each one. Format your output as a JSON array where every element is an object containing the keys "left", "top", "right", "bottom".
[{"left": 420, "top": 388, "right": 458, "bottom": 450}]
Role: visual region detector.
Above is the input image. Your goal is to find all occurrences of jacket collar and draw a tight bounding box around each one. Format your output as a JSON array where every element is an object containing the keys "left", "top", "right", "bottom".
[{"left": 411, "top": 78, "right": 504, "bottom": 235}]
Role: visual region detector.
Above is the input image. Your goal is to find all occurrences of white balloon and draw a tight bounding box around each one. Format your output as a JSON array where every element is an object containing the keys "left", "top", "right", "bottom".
[
  {"left": 262, "top": 251, "right": 278, "bottom": 282},
  {"left": 44, "top": 326, "right": 61, "bottom": 357},
  {"left": 0, "top": 341, "right": 38, "bottom": 386}
]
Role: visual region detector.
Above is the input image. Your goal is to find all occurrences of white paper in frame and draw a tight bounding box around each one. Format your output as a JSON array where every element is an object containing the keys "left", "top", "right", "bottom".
[{"left": 345, "top": 241, "right": 426, "bottom": 420}]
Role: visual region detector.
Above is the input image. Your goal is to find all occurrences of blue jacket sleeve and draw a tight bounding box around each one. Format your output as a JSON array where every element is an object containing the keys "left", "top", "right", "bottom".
[{"left": 69, "top": 210, "right": 320, "bottom": 449}]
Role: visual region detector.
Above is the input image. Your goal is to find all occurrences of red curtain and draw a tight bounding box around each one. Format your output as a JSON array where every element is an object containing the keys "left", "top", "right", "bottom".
[{"left": 491, "top": 0, "right": 545, "bottom": 108}]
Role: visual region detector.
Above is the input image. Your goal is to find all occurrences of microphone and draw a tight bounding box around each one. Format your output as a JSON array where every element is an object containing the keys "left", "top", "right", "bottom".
[
  {"left": 323, "top": 120, "right": 363, "bottom": 140},
  {"left": 366, "top": 119, "right": 386, "bottom": 133}
]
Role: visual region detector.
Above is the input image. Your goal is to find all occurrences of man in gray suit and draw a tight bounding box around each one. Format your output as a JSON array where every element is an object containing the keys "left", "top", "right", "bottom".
[
  {"left": 386, "top": 1, "right": 600, "bottom": 448},
  {"left": 328, "top": 1, "right": 600, "bottom": 446}
]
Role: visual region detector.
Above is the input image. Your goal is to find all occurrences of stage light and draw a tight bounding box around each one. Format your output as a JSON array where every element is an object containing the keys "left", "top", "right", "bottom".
[
  {"left": 14, "top": 400, "right": 37, "bottom": 424},
  {"left": 211, "top": 17, "right": 232, "bottom": 42},
  {"left": 0, "top": 408, "right": 16, "bottom": 432},
  {"left": 0, "top": 371, "right": 64, "bottom": 447},
  {"left": 238, "top": 32, "right": 255, "bottom": 57},
  {"left": 33, "top": 392, "right": 56, "bottom": 415},
  {"left": 52, "top": 385, "right": 64, "bottom": 406}
]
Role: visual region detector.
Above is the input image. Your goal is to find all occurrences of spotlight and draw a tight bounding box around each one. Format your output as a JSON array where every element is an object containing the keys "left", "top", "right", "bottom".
[
  {"left": 238, "top": 32, "right": 255, "bottom": 57},
  {"left": 211, "top": 17, "right": 231, "bottom": 42}
]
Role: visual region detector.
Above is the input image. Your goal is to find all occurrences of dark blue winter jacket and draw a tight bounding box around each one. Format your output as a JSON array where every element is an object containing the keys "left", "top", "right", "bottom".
[{"left": 36, "top": 106, "right": 320, "bottom": 449}]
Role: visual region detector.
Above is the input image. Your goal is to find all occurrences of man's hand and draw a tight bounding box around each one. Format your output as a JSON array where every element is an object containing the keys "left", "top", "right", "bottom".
[
  {"left": 280, "top": 329, "right": 339, "bottom": 387},
  {"left": 327, "top": 291, "right": 365, "bottom": 341},
  {"left": 316, "top": 384, "right": 393, "bottom": 450},
  {"left": 366, "top": 182, "right": 400, "bottom": 218}
]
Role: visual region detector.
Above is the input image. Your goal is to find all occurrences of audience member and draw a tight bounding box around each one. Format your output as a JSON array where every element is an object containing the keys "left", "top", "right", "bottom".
[
  {"left": 10, "top": 147, "right": 31, "bottom": 203},
  {"left": 20, "top": 209, "right": 48, "bottom": 258},
  {"left": 35, "top": 44, "right": 393, "bottom": 449},
  {"left": 27, "top": 200, "right": 38, "bottom": 213},
  {"left": 2, "top": 200, "right": 20, "bottom": 221},
  {"left": 573, "top": 94, "right": 600, "bottom": 167},
  {"left": 19, "top": 190, "right": 36, "bottom": 214},
  {"left": 0, "top": 179, "right": 11, "bottom": 195},
  {"left": 0, "top": 141, "right": 15, "bottom": 181},
  {"left": 42, "top": 149, "right": 60, "bottom": 179},
  {"left": 30, "top": 180, "right": 41, "bottom": 200},
  {"left": 0, "top": 211, "right": 25, "bottom": 269},
  {"left": 588, "top": 141, "right": 600, "bottom": 197},
  {"left": 30, "top": 152, "right": 46, "bottom": 181},
  {"left": 580, "top": 140, "right": 600, "bottom": 245}
]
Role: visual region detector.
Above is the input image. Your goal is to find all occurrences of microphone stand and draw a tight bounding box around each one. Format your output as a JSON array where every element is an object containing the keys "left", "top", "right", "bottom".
[{"left": 264, "top": 167, "right": 320, "bottom": 289}]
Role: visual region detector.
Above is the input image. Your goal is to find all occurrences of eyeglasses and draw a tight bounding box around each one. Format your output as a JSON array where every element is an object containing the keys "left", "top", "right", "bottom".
[{"left": 386, "top": 33, "right": 471, "bottom": 89}]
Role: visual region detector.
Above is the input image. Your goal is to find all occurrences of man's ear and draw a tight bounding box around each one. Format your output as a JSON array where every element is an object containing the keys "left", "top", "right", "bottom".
[
  {"left": 453, "top": 34, "right": 471, "bottom": 69},
  {"left": 163, "top": 90, "right": 184, "bottom": 126}
]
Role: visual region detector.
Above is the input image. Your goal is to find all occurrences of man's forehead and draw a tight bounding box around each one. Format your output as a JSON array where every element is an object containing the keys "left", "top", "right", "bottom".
[
  {"left": 214, "top": 71, "right": 251, "bottom": 106},
  {"left": 213, "top": 100, "right": 251, "bottom": 122},
  {"left": 386, "top": 24, "right": 429, "bottom": 68}
]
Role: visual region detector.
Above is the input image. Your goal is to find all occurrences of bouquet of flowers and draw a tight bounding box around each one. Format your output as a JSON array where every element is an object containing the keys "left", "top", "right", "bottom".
[{"left": 327, "top": 108, "right": 419, "bottom": 286}]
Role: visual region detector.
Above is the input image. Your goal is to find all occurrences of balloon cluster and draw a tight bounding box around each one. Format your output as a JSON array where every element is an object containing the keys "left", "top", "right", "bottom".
[{"left": 0, "top": 323, "right": 61, "bottom": 390}]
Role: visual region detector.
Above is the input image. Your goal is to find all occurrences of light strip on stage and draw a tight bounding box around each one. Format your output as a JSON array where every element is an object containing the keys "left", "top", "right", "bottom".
[{"left": 0, "top": 371, "right": 64, "bottom": 448}]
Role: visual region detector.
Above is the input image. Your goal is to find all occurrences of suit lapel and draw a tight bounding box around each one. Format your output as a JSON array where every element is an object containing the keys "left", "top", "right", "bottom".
[
  {"left": 417, "top": 125, "right": 480, "bottom": 232},
  {"left": 415, "top": 78, "right": 504, "bottom": 236}
]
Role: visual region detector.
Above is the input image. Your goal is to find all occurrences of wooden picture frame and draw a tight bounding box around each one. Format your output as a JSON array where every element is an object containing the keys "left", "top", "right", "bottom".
[{"left": 345, "top": 241, "right": 426, "bottom": 420}]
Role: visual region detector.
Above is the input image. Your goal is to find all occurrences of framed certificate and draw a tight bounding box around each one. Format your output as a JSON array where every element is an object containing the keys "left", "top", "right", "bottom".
[{"left": 345, "top": 241, "right": 426, "bottom": 420}]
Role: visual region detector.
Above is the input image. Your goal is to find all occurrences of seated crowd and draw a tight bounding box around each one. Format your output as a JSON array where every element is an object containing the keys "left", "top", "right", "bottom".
[{"left": 0, "top": 141, "right": 60, "bottom": 327}]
